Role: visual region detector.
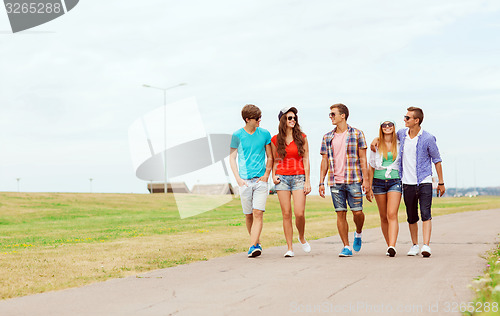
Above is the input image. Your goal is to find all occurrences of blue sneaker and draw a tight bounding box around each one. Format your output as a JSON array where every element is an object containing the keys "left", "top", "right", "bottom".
[
  {"left": 339, "top": 247, "right": 353, "bottom": 257},
  {"left": 353, "top": 235, "right": 362, "bottom": 252},
  {"left": 248, "top": 245, "right": 262, "bottom": 258}
]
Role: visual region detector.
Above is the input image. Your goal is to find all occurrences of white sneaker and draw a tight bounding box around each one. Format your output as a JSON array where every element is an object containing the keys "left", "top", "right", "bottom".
[
  {"left": 298, "top": 237, "right": 311, "bottom": 253},
  {"left": 407, "top": 244, "right": 420, "bottom": 256},
  {"left": 421, "top": 245, "right": 432, "bottom": 258},
  {"left": 284, "top": 250, "right": 294, "bottom": 257}
]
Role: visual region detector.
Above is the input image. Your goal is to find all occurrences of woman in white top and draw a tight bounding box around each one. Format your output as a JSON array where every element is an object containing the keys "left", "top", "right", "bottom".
[{"left": 367, "top": 121, "right": 402, "bottom": 257}]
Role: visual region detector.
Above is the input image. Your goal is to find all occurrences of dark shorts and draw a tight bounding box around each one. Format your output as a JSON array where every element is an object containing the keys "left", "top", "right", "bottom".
[
  {"left": 330, "top": 183, "right": 363, "bottom": 212},
  {"left": 372, "top": 178, "right": 402, "bottom": 195},
  {"left": 403, "top": 183, "right": 433, "bottom": 224}
]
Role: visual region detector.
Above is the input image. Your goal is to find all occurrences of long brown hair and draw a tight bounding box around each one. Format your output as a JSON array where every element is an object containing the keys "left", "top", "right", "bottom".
[
  {"left": 276, "top": 111, "right": 305, "bottom": 158},
  {"left": 378, "top": 123, "right": 398, "bottom": 161}
]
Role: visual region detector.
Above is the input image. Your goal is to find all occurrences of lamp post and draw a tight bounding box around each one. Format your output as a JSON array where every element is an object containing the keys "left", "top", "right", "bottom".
[
  {"left": 89, "top": 178, "right": 93, "bottom": 193},
  {"left": 142, "top": 83, "right": 187, "bottom": 194},
  {"left": 16, "top": 178, "right": 20, "bottom": 193}
]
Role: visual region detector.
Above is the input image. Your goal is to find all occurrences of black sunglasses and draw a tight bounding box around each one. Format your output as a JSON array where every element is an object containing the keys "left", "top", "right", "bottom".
[
  {"left": 286, "top": 115, "right": 296, "bottom": 121},
  {"left": 329, "top": 112, "right": 336, "bottom": 118},
  {"left": 381, "top": 122, "right": 394, "bottom": 128},
  {"left": 252, "top": 116, "right": 262, "bottom": 121},
  {"left": 404, "top": 115, "right": 411, "bottom": 121}
]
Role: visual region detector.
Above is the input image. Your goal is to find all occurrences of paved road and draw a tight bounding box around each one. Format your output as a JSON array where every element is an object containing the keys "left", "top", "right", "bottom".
[{"left": 1, "top": 209, "right": 499, "bottom": 316}]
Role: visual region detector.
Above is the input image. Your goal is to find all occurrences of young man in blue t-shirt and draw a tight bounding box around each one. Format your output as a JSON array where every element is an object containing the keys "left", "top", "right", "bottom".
[{"left": 229, "top": 104, "right": 273, "bottom": 258}]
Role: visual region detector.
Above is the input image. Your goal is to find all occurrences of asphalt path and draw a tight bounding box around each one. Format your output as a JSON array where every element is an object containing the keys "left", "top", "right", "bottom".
[{"left": 1, "top": 208, "right": 499, "bottom": 316}]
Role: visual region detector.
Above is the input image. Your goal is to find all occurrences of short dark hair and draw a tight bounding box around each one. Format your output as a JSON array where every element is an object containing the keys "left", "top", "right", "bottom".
[
  {"left": 407, "top": 106, "right": 424, "bottom": 125},
  {"left": 241, "top": 104, "right": 261, "bottom": 122},
  {"left": 330, "top": 103, "right": 349, "bottom": 120}
]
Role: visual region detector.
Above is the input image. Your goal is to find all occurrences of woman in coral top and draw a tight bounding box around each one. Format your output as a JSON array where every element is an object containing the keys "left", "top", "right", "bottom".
[{"left": 271, "top": 107, "right": 312, "bottom": 258}]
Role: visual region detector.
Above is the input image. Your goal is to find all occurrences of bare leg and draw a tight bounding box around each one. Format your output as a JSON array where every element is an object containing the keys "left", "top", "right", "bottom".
[
  {"left": 245, "top": 214, "right": 253, "bottom": 236},
  {"left": 292, "top": 190, "right": 306, "bottom": 243},
  {"left": 250, "top": 210, "right": 264, "bottom": 246},
  {"left": 337, "top": 211, "right": 349, "bottom": 247},
  {"left": 409, "top": 222, "right": 418, "bottom": 245},
  {"left": 277, "top": 191, "right": 293, "bottom": 251},
  {"left": 374, "top": 193, "right": 389, "bottom": 246},
  {"left": 352, "top": 210, "right": 365, "bottom": 235},
  {"left": 422, "top": 219, "right": 432, "bottom": 245},
  {"left": 386, "top": 191, "right": 401, "bottom": 247}
]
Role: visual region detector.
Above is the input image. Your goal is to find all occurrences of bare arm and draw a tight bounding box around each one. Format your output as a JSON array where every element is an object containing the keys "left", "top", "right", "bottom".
[
  {"left": 434, "top": 161, "right": 445, "bottom": 197},
  {"left": 259, "top": 143, "right": 273, "bottom": 183},
  {"left": 319, "top": 154, "right": 328, "bottom": 198},
  {"left": 370, "top": 137, "right": 379, "bottom": 152},
  {"left": 367, "top": 166, "right": 375, "bottom": 202},
  {"left": 270, "top": 142, "right": 280, "bottom": 185},
  {"left": 229, "top": 148, "right": 246, "bottom": 187},
  {"left": 359, "top": 148, "right": 372, "bottom": 201},
  {"left": 302, "top": 137, "right": 311, "bottom": 195}
]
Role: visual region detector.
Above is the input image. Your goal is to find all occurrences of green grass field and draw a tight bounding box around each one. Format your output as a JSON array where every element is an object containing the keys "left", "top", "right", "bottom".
[
  {"left": 465, "top": 240, "right": 500, "bottom": 316},
  {"left": 1, "top": 192, "right": 499, "bottom": 299}
]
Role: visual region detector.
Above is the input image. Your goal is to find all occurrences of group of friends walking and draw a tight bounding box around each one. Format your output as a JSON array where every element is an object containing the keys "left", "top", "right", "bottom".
[{"left": 229, "top": 103, "right": 445, "bottom": 259}]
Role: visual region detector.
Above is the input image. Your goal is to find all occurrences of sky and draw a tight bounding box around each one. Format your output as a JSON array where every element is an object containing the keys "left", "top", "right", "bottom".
[{"left": 1, "top": 0, "right": 500, "bottom": 194}]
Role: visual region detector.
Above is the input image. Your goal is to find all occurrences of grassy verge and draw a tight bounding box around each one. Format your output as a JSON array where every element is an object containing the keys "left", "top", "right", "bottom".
[
  {"left": 464, "top": 238, "right": 500, "bottom": 316},
  {"left": 1, "top": 192, "right": 499, "bottom": 299}
]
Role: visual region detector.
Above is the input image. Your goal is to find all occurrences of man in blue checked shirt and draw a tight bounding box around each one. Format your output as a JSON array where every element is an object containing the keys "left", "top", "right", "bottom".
[{"left": 399, "top": 107, "right": 445, "bottom": 258}]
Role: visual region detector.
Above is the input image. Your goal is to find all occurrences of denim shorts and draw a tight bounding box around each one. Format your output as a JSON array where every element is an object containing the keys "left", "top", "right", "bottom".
[
  {"left": 275, "top": 174, "right": 305, "bottom": 191},
  {"left": 239, "top": 177, "right": 269, "bottom": 215},
  {"left": 330, "top": 183, "right": 363, "bottom": 212},
  {"left": 403, "top": 183, "right": 433, "bottom": 224},
  {"left": 372, "top": 178, "right": 402, "bottom": 195}
]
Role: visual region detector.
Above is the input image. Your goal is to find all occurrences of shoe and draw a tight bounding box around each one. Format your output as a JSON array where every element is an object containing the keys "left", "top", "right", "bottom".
[
  {"left": 339, "top": 247, "right": 353, "bottom": 257},
  {"left": 387, "top": 246, "right": 396, "bottom": 257},
  {"left": 386, "top": 250, "right": 390, "bottom": 256},
  {"left": 353, "top": 235, "right": 362, "bottom": 252},
  {"left": 421, "top": 245, "right": 431, "bottom": 258},
  {"left": 407, "top": 244, "right": 420, "bottom": 256},
  {"left": 284, "top": 250, "right": 294, "bottom": 257},
  {"left": 248, "top": 245, "right": 261, "bottom": 258},
  {"left": 298, "top": 237, "right": 311, "bottom": 253}
]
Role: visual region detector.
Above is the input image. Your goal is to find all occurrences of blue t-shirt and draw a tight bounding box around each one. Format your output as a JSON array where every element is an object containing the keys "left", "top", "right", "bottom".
[{"left": 230, "top": 127, "right": 271, "bottom": 179}]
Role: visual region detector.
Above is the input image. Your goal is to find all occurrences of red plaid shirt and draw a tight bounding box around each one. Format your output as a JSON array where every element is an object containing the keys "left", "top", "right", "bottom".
[{"left": 320, "top": 125, "right": 367, "bottom": 186}]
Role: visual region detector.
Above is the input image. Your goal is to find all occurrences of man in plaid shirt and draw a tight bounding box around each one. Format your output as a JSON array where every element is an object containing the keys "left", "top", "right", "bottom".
[{"left": 319, "top": 103, "right": 372, "bottom": 257}]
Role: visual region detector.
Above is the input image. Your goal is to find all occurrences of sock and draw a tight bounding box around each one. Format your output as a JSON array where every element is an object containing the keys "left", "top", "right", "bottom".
[{"left": 355, "top": 232, "right": 362, "bottom": 238}]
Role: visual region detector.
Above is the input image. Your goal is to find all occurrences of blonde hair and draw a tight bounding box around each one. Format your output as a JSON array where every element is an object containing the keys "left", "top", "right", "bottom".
[{"left": 378, "top": 124, "right": 398, "bottom": 160}]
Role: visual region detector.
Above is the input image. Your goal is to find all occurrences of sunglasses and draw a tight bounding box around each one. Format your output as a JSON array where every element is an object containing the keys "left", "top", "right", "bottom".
[
  {"left": 286, "top": 116, "right": 296, "bottom": 121},
  {"left": 252, "top": 116, "right": 262, "bottom": 121},
  {"left": 381, "top": 122, "right": 394, "bottom": 128},
  {"left": 404, "top": 115, "right": 411, "bottom": 121},
  {"left": 329, "top": 112, "right": 336, "bottom": 118}
]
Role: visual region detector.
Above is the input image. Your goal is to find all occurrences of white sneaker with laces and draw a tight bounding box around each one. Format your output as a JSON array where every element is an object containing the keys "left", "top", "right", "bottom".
[
  {"left": 284, "top": 250, "right": 294, "bottom": 257},
  {"left": 421, "top": 244, "right": 432, "bottom": 257},
  {"left": 407, "top": 244, "right": 420, "bottom": 256}
]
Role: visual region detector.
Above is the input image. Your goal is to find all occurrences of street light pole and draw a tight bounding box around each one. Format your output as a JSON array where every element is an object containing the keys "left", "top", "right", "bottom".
[{"left": 142, "top": 83, "right": 187, "bottom": 194}]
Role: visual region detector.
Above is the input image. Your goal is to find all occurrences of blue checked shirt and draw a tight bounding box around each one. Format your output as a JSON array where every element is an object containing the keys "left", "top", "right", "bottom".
[
  {"left": 397, "top": 128, "right": 442, "bottom": 184},
  {"left": 320, "top": 125, "right": 367, "bottom": 186}
]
